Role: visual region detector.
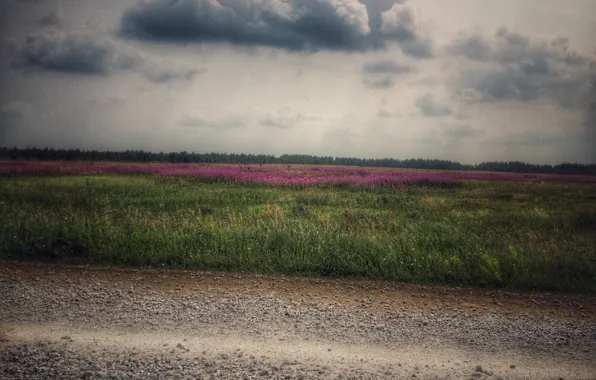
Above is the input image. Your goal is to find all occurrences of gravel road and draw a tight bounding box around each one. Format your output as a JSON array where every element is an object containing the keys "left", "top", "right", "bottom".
[{"left": 1, "top": 261, "right": 595, "bottom": 379}]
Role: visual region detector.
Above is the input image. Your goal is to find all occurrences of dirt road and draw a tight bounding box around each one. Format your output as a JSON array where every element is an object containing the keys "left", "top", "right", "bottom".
[{"left": 1, "top": 261, "right": 595, "bottom": 379}]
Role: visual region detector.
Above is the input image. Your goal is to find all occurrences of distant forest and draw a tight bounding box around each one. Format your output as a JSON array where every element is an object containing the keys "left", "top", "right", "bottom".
[{"left": 1, "top": 146, "right": 594, "bottom": 175}]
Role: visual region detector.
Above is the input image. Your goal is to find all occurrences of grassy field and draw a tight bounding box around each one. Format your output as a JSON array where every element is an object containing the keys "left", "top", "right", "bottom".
[{"left": 1, "top": 173, "right": 595, "bottom": 292}]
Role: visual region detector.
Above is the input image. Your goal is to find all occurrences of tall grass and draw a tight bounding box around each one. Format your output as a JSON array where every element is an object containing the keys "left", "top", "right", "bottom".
[{"left": 0, "top": 174, "right": 595, "bottom": 292}]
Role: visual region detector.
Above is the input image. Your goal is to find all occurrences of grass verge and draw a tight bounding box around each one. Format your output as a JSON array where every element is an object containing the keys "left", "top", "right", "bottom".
[{"left": 1, "top": 174, "right": 595, "bottom": 293}]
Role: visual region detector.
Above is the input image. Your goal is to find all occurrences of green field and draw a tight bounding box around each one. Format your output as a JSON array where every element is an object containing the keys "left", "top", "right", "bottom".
[{"left": 1, "top": 174, "right": 595, "bottom": 292}]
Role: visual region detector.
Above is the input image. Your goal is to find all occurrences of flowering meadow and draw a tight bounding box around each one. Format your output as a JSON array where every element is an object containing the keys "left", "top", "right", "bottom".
[
  {"left": 1, "top": 161, "right": 595, "bottom": 187},
  {"left": 1, "top": 161, "right": 595, "bottom": 292}
]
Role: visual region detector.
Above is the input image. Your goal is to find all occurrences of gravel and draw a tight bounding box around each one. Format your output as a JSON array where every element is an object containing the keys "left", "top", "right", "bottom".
[
  {"left": 1, "top": 281, "right": 594, "bottom": 356},
  {"left": 1, "top": 263, "right": 595, "bottom": 379},
  {"left": 1, "top": 342, "right": 363, "bottom": 380}
]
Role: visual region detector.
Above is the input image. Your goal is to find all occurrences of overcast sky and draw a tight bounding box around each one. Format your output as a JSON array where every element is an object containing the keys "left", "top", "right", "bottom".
[{"left": 0, "top": 0, "right": 594, "bottom": 164}]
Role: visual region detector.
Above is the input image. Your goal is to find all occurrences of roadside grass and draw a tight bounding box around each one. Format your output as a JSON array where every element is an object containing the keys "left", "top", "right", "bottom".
[{"left": 0, "top": 174, "right": 595, "bottom": 292}]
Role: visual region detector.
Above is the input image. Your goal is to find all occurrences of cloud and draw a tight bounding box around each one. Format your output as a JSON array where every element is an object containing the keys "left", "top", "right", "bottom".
[
  {"left": 179, "top": 114, "right": 247, "bottom": 129},
  {"left": 448, "top": 27, "right": 595, "bottom": 108},
  {"left": 121, "top": 0, "right": 369, "bottom": 51},
  {"left": 11, "top": 28, "right": 201, "bottom": 82},
  {"left": 449, "top": 27, "right": 589, "bottom": 68},
  {"left": 379, "top": 2, "right": 415, "bottom": 40},
  {"left": 399, "top": 38, "right": 432, "bottom": 58},
  {"left": 260, "top": 107, "right": 319, "bottom": 128},
  {"left": 87, "top": 93, "right": 127, "bottom": 108},
  {"left": 182, "top": 108, "right": 324, "bottom": 134},
  {"left": 260, "top": 114, "right": 296, "bottom": 129},
  {"left": 447, "top": 34, "right": 491, "bottom": 61},
  {"left": 377, "top": 109, "right": 401, "bottom": 118},
  {"left": 442, "top": 124, "right": 482, "bottom": 138},
  {"left": 363, "top": 76, "right": 394, "bottom": 89},
  {"left": 0, "top": 101, "right": 30, "bottom": 120},
  {"left": 357, "top": 0, "right": 400, "bottom": 34},
  {"left": 379, "top": 2, "right": 433, "bottom": 57},
  {"left": 15, "top": 29, "right": 140, "bottom": 75},
  {"left": 142, "top": 62, "right": 203, "bottom": 83},
  {"left": 0, "top": 101, "right": 31, "bottom": 144},
  {"left": 38, "top": 0, "right": 66, "bottom": 28},
  {"left": 377, "top": 109, "right": 392, "bottom": 118},
  {"left": 261, "top": 116, "right": 292, "bottom": 129},
  {"left": 120, "top": 0, "right": 431, "bottom": 56},
  {"left": 584, "top": 78, "right": 596, "bottom": 162},
  {"left": 414, "top": 93, "right": 452, "bottom": 117},
  {"left": 362, "top": 59, "right": 411, "bottom": 89},
  {"left": 38, "top": 4, "right": 64, "bottom": 27},
  {"left": 362, "top": 59, "right": 411, "bottom": 75}
]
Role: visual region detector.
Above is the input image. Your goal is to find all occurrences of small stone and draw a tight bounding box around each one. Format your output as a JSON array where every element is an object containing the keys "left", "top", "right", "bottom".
[
  {"left": 475, "top": 365, "right": 483, "bottom": 372},
  {"left": 510, "top": 364, "right": 516, "bottom": 369}
]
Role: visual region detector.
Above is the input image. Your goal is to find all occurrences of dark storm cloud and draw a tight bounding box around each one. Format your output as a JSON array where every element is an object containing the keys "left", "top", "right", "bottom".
[
  {"left": 414, "top": 93, "right": 452, "bottom": 117},
  {"left": 449, "top": 27, "right": 595, "bottom": 108},
  {"left": 15, "top": 30, "right": 139, "bottom": 75},
  {"left": 119, "top": 0, "right": 431, "bottom": 56},
  {"left": 10, "top": 29, "right": 200, "bottom": 82},
  {"left": 362, "top": 59, "right": 411, "bottom": 75},
  {"left": 120, "top": 0, "right": 371, "bottom": 51}
]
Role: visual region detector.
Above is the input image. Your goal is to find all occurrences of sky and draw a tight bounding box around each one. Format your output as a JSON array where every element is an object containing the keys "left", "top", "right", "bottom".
[{"left": 0, "top": 0, "right": 595, "bottom": 164}]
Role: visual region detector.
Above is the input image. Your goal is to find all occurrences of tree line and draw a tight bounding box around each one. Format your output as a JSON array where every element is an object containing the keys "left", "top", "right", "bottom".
[{"left": 1, "top": 146, "right": 594, "bottom": 175}]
